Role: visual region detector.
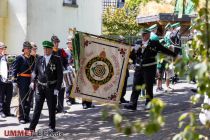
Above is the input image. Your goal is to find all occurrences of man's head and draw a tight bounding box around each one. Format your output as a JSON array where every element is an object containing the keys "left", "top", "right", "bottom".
[
  {"left": 66, "top": 39, "right": 73, "bottom": 51},
  {"left": 30, "top": 42, "right": 37, "bottom": 56},
  {"left": 42, "top": 40, "right": 54, "bottom": 56},
  {"left": 22, "top": 41, "right": 32, "bottom": 56},
  {"left": 141, "top": 29, "right": 151, "bottom": 41},
  {"left": 0, "top": 42, "right": 7, "bottom": 55},
  {"left": 51, "top": 35, "right": 60, "bottom": 48}
]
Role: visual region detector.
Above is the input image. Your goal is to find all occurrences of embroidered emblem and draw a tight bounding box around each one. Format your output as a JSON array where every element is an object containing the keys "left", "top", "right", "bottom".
[{"left": 50, "top": 63, "right": 56, "bottom": 72}]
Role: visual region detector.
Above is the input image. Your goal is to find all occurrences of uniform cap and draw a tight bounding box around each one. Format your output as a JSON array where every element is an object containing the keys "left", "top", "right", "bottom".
[
  {"left": 30, "top": 42, "right": 37, "bottom": 48},
  {"left": 165, "top": 23, "right": 171, "bottom": 29},
  {"left": 171, "top": 22, "right": 181, "bottom": 28},
  {"left": 23, "top": 41, "right": 32, "bottom": 49},
  {"left": 51, "top": 35, "right": 60, "bottom": 43},
  {"left": 42, "top": 40, "right": 54, "bottom": 48},
  {"left": 148, "top": 24, "right": 158, "bottom": 31},
  {"left": 0, "top": 42, "right": 7, "bottom": 49}
]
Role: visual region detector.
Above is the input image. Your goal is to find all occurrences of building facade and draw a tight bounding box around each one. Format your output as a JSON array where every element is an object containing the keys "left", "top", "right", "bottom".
[{"left": 0, "top": 0, "right": 103, "bottom": 54}]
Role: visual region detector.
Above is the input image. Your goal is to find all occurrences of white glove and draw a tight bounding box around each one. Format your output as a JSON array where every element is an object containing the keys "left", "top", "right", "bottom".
[
  {"left": 13, "top": 82, "right": 17, "bottom": 87},
  {"left": 54, "top": 89, "right": 59, "bottom": 96},
  {"left": 29, "top": 82, "right": 34, "bottom": 90},
  {"left": 134, "top": 44, "right": 140, "bottom": 51},
  {"left": 169, "top": 63, "right": 174, "bottom": 69}
]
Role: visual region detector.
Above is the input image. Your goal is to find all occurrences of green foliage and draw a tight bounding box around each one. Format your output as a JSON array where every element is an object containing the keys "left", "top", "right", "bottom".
[
  {"left": 103, "top": 2, "right": 141, "bottom": 36},
  {"left": 109, "top": 98, "right": 165, "bottom": 136},
  {"left": 102, "top": 0, "right": 210, "bottom": 139},
  {"left": 172, "top": 0, "right": 210, "bottom": 139},
  {"left": 173, "top": 112, "right": 208, "bottom": 140}
]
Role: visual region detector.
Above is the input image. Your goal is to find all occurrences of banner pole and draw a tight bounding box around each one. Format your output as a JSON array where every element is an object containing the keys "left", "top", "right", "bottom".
[{"left": 68, "top": 29, "right": 131, "bottom": 46}]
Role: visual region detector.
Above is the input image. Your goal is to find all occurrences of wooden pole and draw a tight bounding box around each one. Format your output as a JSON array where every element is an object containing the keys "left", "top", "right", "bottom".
[{"left": 70, "top": 29, "right": 132, "bottom": 46}]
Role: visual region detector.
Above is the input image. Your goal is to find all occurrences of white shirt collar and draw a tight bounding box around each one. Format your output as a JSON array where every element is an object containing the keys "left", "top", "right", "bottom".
[
  {"left": 44, "top": 54, "right": 52, "bottom": 66},
  {"left": 142, "top": 39, "right": 149, "bottom": 46}
]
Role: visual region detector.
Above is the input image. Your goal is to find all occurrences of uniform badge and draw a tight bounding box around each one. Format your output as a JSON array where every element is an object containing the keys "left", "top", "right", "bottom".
[{"left": 50, "top": 63, "right": 56, "bottom": 72}]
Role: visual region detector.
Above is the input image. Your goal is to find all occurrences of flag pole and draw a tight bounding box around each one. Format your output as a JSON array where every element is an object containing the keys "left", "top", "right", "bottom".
[{"left": 68, "top": 28, "right": 131, "bottom": 46}]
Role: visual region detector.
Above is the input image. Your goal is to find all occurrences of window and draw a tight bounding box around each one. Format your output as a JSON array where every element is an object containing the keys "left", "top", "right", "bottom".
[
  {"left": 103, "top": 0, "right": 125, "bottom": 11},
  {"left": 63, "top": 0, "right": 78, "bottom": 7}
]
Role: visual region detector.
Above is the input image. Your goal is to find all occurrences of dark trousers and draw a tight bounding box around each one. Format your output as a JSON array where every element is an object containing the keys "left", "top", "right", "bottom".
[
  {"left": 29, "top": 84, "right": 57, "bottom": 129},
  {"left": 56, "top": 87, "right": 65, "bottom": 111},
  {"left": 174, "top": 47, "right": 182, "bottom": 55},
  {"left": 130, "top": 65, "right": 156, "bottom": 107},
  {"left": 0, "top": 81, "right": 13, "bottom": 115},
  {"left": 120, "top": 69, "right": 129, "bottom": 101},
  {"left": 17, "top": 78, "right": 32, "bottom": 120},
  {"left": 66, "top": 85, "right": 75, "bottom": 103}
]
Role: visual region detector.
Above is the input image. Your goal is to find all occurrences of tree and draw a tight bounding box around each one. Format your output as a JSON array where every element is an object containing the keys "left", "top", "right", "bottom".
[
  {"left": 103, "top": 0, "right": 210, "bottom": 139},
  {"left": 102, "top": 2, "right": 141, "bottom": 36}
]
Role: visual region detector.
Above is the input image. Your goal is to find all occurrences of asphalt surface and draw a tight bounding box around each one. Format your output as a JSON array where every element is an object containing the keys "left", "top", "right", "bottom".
[{"left": 0, "top": 74, "right": 210, "bottom": 139}]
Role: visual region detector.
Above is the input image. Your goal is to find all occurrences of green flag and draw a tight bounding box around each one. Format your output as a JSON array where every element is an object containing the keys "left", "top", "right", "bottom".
[
  {"left": 174, "top": 0, "right": 184, "bottom": 18},
  {"left": 72, "top": 32, "right": 81, "bottom": 71},
  {"left": 174, "top": 0, "right": 195, "bottom": 17},
  {"left": 185, "top": 0, "right": 195, "bottom": 15}
]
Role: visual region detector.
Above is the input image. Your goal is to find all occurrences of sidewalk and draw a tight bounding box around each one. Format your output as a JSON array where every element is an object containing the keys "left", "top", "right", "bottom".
[{"left": 0, "top": 81, "right": 209, "bottom": 139}]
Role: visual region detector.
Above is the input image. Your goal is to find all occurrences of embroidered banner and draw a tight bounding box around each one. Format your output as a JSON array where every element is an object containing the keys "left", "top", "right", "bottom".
[{"left": 72, "top": 33, "right": 131, "bottom": 103}]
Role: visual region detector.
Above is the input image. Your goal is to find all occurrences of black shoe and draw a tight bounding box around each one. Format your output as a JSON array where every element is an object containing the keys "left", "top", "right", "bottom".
[
  {"left": 48, "top": 128, "right": 56, "bottom": 132},
  {"left": 56, "top": 108, "right": 63, "bottom": 113},
  {"left": 120, "top": 98, "right": 129, "bottom": 104},
  {"left": 19, "top": 119, "right": 26, "bottom": 124},
  {"left": 191, "top": 89, "right": 197, "bottom": 93},
  {"left": 25, "top": 118, "right": 31, "bottom": 123},
  {"left": 83, "top": 104, "right": 88, "bottom": 109},
  {"left": 0, "top": 113, "right": 6, "bottom": 118},
  {"left": 56, "top": 109, "right": 67, "bottom": 114},
  {"left": 5, "top": 113, "right": 15, "bottom": 117},
  {"left": 124, "top": 104, "right": 136, "bottom": 111},
  {"left": 66, "top": 101, "right": 72, "bottom": 106},
  {"left": 24, "top": 127, "right": 35, "bottom": 131}
]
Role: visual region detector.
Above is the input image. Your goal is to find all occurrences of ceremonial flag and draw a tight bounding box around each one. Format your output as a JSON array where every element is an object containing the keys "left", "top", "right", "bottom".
[
  {"left": 71, "top": 33, "right": 131, "bottom": 103},
  {"left": 72, "top": 32, "right": 81, "bottom": 71}
]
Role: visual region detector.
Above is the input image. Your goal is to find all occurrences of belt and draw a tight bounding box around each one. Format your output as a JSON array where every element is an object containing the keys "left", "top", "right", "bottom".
[
  {"left": 142, "top": 62, "right": 157, "bottom": 67},
  {"left": 38, "top": 80, "right": 57, "bottom": 86},
  {"left": 173, "top": 45, "right": 182, "bottom": 49},
  {"left": 17, "top": 73, "right": 31, "bottom": 77},
  {"left": 136, "top": 62, "right": 157, "bottom": 67}
]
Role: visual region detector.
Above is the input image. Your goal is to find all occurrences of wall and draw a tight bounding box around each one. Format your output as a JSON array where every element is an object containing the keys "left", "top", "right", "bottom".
[
  {"left": 0, "top": 0, "right": 7, "bottom": 43},
  {"left": 27, "top": 0, "right": 103, "bottom": 54},
  {"left": 0, "top": 0, "right": 8, "bottom": 18},
  {"left": 5, "top": 0, "right": 27, "bottom": 54},
  {"left": 0, "top": 19, "right": 6, "bottom": 43}
]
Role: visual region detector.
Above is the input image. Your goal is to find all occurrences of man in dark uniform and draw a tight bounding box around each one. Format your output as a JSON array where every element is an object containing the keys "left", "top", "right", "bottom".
[
  {"left": 170, "top": 22, "right": 182, "bottom": 84},
  {"left": 25, "top": 40, "right": 63, "bottom": 132},
  {"left": 30, "top": 42, "right": 40, "bottom": 109},
  {"left": 0, "top": 42, "right": 14, "bottom": 118},
  {"left": 12, "top": 41, "right": 35, "bottom": 123},
  {"left": 170, "top": 22, "right": 182, "bottom": 55},
  {"left": 51, "top": 35, "right": 68, "bottom": 113},
  {"left": 124, "top": 29, "right": 178, "bottom": 111}
]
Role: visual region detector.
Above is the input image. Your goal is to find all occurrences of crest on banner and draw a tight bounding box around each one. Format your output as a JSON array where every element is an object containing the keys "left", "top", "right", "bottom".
[{"left": 72, "top": 32, "right": 131, "bottom": 103}]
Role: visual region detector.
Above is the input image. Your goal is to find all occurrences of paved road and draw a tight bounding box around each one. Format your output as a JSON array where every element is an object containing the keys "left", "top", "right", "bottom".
[{"left": 0, "top": 80, "right": 209, "bottom": 140}]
